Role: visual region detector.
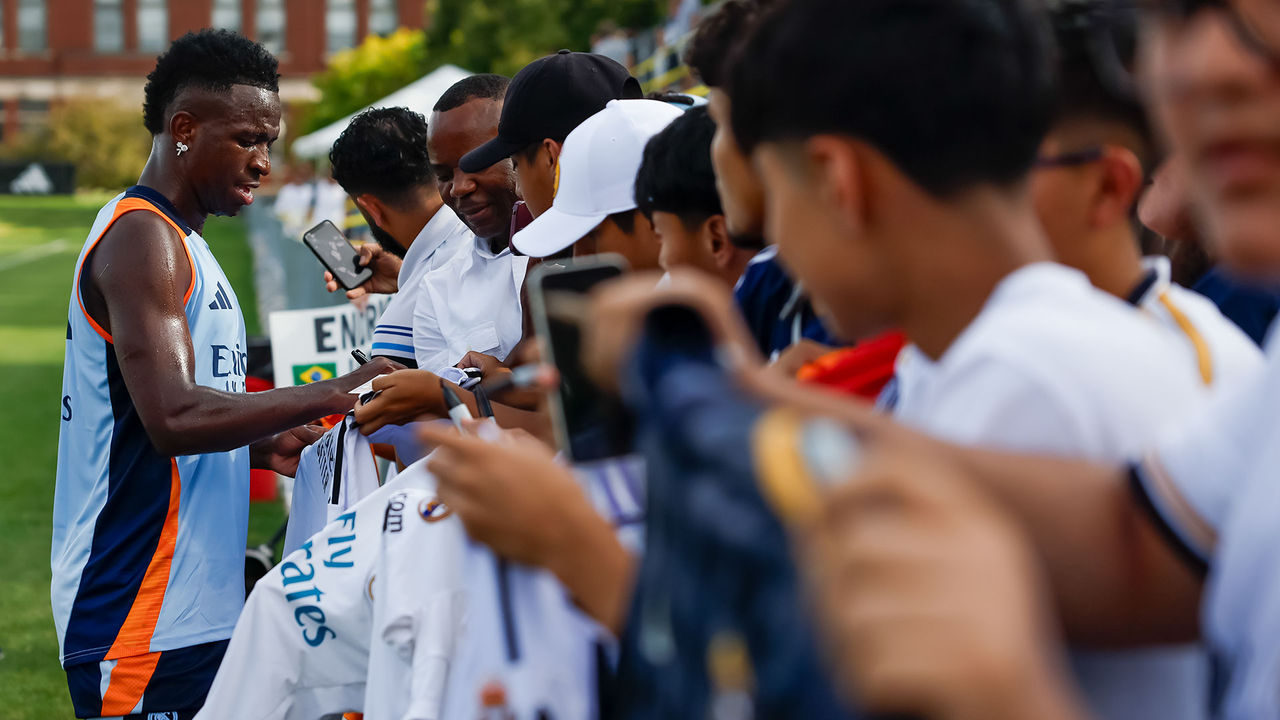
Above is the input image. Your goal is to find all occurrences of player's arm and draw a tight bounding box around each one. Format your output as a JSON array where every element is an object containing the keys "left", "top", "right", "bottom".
[
  {"left": 86, "top": 213, "right": 397, "bottom": 457},
  {"left": 353, "top": 369, "right": 553, "bottom": 444}
]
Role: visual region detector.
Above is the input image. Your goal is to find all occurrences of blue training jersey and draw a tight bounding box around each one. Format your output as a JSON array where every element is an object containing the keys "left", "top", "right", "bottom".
[{"left": 52, "top": 186, "right": 251, "bottom": 668}]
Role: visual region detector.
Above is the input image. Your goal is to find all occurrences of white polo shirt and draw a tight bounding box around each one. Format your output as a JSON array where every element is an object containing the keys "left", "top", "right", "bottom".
[
  {"left": 1134, "top": 326, "right": 1280, "bottom": 720},
  {"left": 370, "top": 207, "right": 472, "bottom": 366},
  {"left": 412, "top": 237, "right": 528, "bottom": 374},
  {"left": 891, "top": 261, "right": 1211, "bottom": 720}
]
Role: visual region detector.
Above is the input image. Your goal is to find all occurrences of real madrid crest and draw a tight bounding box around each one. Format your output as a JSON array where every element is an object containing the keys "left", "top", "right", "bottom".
[{"left": 419, "top": 497, "right": 453, "bottom": 522}]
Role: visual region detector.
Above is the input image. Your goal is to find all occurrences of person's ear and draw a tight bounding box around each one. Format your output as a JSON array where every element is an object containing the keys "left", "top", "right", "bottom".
[
  {"left": 543, "top": 139, "right": 562, "bottom": 170},
  {"left": 170, "top": 110, "right": 197, "bottom": 148},
  {"left": 354, "top": 194, "right": 389, "bottom": 230},
  {"left": 704, "top": 214, "right": 735, "bottom": 269},
  {"left": 1090, "top": 145, "right": 1144, "bottom": 230},
  {"left": 806, "top": 135, "right": 867, "bottom": 231}
]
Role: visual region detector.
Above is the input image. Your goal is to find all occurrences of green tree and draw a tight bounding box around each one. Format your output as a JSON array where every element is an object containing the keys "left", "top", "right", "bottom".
[
  {"left": 1, "top": 100, "right": 151, "bottom": 190},
  {"left": 423, "top": 0, "right": 663, "bottom": 76},
  {"left": 305, "top": 27, "right": 429, "bottom": 134}
]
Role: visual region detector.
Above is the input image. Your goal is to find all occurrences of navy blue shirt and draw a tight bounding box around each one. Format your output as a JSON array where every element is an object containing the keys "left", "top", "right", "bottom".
[
  {"left": 734, "top": 247, "right": 838, "bottom": 357},
  {"left": 1193, "top": 266, "right": 1280, "bottom": 347}
]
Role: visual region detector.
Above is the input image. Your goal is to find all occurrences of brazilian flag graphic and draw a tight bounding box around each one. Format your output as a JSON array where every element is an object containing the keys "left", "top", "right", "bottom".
[{"left": 293, "top": 363, "right": 337, "bottom": 385}]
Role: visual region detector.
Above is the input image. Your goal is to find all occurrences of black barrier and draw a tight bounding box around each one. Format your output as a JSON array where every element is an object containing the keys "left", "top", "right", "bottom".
[{"left": 0, "top": 161, "right": 76, "bottom": 194}]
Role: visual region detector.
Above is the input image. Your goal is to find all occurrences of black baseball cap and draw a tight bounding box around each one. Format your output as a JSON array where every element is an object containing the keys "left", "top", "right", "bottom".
[{"left": 459, "top": 50, "right": 643, "bottom": 173}]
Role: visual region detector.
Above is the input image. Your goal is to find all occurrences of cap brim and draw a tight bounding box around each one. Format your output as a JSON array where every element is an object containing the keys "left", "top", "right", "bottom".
[
  {"left": 459, "top": 135, "right": 527, "bottom": 174},
  {"left": 512, "top": 206, "right": 605, "bottom": 258}
]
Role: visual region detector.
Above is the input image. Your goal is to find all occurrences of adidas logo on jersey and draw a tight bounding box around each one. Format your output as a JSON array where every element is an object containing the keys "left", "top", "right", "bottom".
[
  {"left": 208, "top": 283, "right": 233, "bottom": 311},
  {"left": 146, "top": 713, "right": 178, "bottom": 720}
]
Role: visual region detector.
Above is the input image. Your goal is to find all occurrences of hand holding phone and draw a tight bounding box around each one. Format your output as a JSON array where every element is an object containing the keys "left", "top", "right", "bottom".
[{"left": 304, "top": 220, "right": 374, "bottom": 291}]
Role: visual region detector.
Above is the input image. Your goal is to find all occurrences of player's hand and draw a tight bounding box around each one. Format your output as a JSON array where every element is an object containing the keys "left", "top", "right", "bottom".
[
  {"left": 456, "top": 350, "right": 506, "bottom": 377},
  {"left": 323, "top": 242, "right": 402, "bottom": 298},
  {"left": 336, "top": 356, "right": 401, "bottom": 395},
  {"left": 249, "top": 424, "right": 325, "bottom": 477},
  {"left": 353, "top": 369, "right": 446, "bottom": 434},
  {"left": 419, "top": 422, "right": 600, "bottom": 568},
  {"left": 582, "top": 268, "right": 763, "bottom": 393},
  {"left": 801, "top": 448, "right": 1088, "bottom": 720}
]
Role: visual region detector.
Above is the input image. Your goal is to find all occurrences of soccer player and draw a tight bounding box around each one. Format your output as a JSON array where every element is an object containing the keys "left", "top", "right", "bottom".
[{"left": 52, "top": 30, "right": 395, "bottom": 719}]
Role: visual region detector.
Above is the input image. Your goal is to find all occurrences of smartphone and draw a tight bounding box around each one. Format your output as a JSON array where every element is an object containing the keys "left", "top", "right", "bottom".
[
  {"left": 303, "top": 220, "right": 373, "bottom": 290},
  {"left": 527, "top": 255, "right": 631, "bottom": 463}
]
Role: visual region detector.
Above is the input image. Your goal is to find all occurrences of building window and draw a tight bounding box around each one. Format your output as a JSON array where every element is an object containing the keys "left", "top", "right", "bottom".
[
  {"left": 326, "top": 0, "right": 356, "bottom": 53},
  {"left": 212, "top": 0, "right": 241, "bottom": 33},
  {"left": 18, "top": 0, "right": 47, "bottom": 52},
  {"left": 369, "top": 0, "right": 397, "bottom": 36},
  {"left": 93, "top": 0, "right": 124, "bottom": 52},
  {"left": 137, "top": 0, "right": 167, "bottom": 53},
  {"left": 17, "top": 99, "right": 49, "bottom": 136},
  {"left": 257, "top": 0, "right": 285, "bottom": 54}
]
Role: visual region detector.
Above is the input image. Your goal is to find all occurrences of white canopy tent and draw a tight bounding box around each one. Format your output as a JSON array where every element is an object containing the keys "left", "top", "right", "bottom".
[{"left": 290, "top": 64, "right": 472, "bottom": 160}]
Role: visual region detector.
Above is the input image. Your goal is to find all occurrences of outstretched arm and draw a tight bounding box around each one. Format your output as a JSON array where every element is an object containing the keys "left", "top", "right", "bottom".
[{"left": 85, "top": 212, "right": 397, "bottom": 457}]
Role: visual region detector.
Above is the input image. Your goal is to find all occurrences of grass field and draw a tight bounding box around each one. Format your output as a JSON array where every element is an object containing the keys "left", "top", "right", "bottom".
[{"left": 0, "top": 193, "right": 285, "bottom": 718}]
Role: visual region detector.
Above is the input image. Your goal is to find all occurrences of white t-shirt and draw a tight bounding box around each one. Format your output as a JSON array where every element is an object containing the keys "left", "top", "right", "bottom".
[
  {"left": 1133, "top": 256, "right": 1262, "bottom": 389},
  {"left": 413, "top": 236, "right": 528, "bottom": 374},
  {"left": 1134, "top": 326, "right": 1280, "bottom": 720},
  {"left": 196, "top": 461, "right": 461, "bottom": 720},
  {"left": 891, "top": 262, "right": 1211, "bottom": 720},
  {"left": 283, "top": 415, "right": 382, "bottom": 557},
  {"left": 370, "top": 207, "right": 472, "bottom": 366}
]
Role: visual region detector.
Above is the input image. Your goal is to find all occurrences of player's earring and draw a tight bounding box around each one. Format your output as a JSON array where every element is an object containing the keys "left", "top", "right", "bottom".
[{"left": 176, "top": 141, "right": 188, "bottom": 157}]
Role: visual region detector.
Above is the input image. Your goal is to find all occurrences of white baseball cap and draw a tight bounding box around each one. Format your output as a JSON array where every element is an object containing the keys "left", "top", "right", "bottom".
[{"left": 512, "top": 99, "right": 683, "bottom": 258}]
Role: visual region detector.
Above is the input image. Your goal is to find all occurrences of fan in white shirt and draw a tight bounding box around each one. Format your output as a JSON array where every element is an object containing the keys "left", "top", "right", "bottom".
[
  {"left": 412, "top": 234, "right": 529, "bottom": 373},
  {"left": 326, "top": 107, "right": 475, "bottom": 367}
]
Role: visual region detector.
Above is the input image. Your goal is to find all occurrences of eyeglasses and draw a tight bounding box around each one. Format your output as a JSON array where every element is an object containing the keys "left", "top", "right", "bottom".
[
  {"left": 1140, "top": 0, "right": 1280, "bottom": 60},
  {"left": 1034, "top": 147, "right": 1107, "bottom": 168}
]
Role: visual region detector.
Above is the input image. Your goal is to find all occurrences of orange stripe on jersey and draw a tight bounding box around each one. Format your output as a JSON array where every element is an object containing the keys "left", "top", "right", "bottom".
[
  {"left": 100, "top": 650, "right": 161, "bottom": 715},
  {"left": 1157, "top": 292, "right": 1214, "bottom": 385},
  {"left": 105, "top": 460, "right": 182, "bottom": 660},
  {"left": 75, "top": 197, "right": 195, "bottom": 344}
]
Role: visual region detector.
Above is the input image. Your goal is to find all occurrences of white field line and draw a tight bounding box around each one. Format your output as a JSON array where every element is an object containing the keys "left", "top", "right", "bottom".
[{"left": 0, "top": 239, "right": 73, "bottom": 273}]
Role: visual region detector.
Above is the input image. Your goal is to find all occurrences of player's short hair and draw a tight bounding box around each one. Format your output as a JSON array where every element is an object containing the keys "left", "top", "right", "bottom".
[
  {"left": 683, "top": 0, "right": 776, "bottom": 89},
  {"left": 1048, "top": 0, "right": 1152, "bottom": 164},
  {"left": 729, "top": 0, "right": 1057, "bottom": 198},
  {"left": 635, "top": 106, "right": 723, "bottom": 227},
  {"left": 142, "top": 29, "right": 279, "bottom": 135},
  {"left": 330, "top": 107, "right": 434, "bottom": 207},
  {"left": 433, "top": 74, "right": 511, "bottom": 113}
]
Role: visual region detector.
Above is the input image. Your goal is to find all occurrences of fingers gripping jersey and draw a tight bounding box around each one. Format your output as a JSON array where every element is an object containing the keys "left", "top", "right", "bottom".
[{"left": 52, "top": 187, "right": 250, "bottom": 677}]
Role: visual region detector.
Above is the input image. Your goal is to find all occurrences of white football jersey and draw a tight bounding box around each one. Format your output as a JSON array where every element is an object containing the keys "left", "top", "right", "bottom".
[
  {"left": 196, "top": 461, "right": 458, "bottom": 720},
  {"left": 891, "top": 262, "right": 1212, "bottom": 720},
  {"left": 283, "top": 414, "right": 382, "bottom": 557},
  {"left": 441, "top": 455, "right": 645, "bottom": 720},
  {"left": 363, "top": 484, "right": 466, "bottom": 720}
]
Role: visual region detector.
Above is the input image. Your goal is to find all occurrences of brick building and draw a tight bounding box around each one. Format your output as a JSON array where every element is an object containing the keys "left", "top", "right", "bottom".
[{"left": 0, "top": 0, "right": 424, "bottom": 143}]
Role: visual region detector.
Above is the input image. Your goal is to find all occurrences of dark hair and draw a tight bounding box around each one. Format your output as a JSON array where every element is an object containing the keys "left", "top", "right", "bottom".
[
  {"left": 608, "top": 209, "right": 637, "bottom": 235},
  {"left": 433, "top": 73, "right": 511, "bottom": 112},
  {"left": 635, "top": 106, "right": 723, "bottom": 226},
  {"left": 1048, "top": 1, "right": 1151, "bottom": 162},
  {"left": 329, "top": 107, "right": 434, "bottom": 207},
  {"left": 684, "top": 0, "right": 776, "bottom": 88},
  {"left": 142, "top": 29, "right": 279, "bottom": 135},
  {"left": 729, "top": 0, "right": 1057, "bottom": 197}
]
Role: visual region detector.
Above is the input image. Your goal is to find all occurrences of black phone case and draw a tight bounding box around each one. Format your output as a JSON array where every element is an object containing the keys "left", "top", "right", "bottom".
[{"left": 303, "top": 223, "right": 373, "bottom": 290}]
